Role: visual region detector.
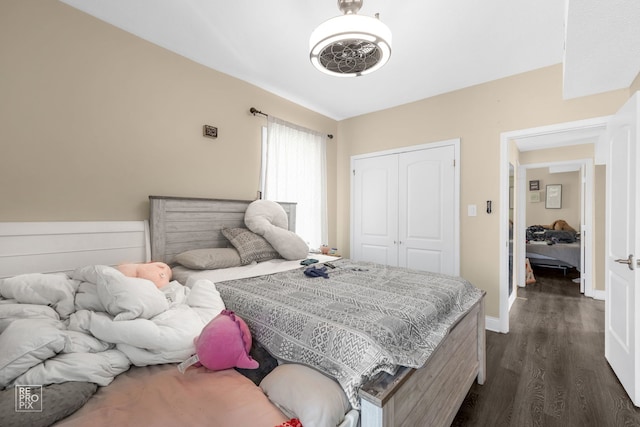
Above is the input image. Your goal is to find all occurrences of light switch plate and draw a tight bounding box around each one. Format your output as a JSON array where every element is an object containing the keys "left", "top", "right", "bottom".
[{"left": 468, "top": 204, "right": 477, "bottom": 216}]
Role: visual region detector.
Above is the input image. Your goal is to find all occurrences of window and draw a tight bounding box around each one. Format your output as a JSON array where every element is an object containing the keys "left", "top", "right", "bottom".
[{"left": 260, "top": 116, "right": 328, "bottom": 250}]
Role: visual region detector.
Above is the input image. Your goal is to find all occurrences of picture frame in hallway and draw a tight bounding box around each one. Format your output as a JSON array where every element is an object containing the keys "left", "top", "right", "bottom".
[
  {"left": 529, "top": 191, "right": 541, "bottom": 203},
  {"left": 545, "top": 184, "right": 562, "bottom": 209}
]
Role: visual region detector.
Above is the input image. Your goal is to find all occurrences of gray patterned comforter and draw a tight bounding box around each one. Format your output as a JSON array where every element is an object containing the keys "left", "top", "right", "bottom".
[{"left": 215, "top": 259, "right": 483, "bottom": 408}]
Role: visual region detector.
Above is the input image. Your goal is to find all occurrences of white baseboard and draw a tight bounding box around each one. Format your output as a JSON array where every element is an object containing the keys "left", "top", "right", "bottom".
[
  {"left": 485, "top": 316, "right": 503, "bottom": 333},
  {"left": 592, "top": 289, "right": 605, "bottom": 301}
]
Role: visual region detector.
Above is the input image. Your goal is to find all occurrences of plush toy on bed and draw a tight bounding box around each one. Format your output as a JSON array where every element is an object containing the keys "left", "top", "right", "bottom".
[
  {"left": 244, "top": 200, "right": 309, "bottom": 260},
  {"left": 116, "top": 262, "right": 172, "bottom": 288},
  {"left": 178, "top": 310, "right": 259, "bottom": 373},
  {"left": 546, "top": 219, "right": 576, "bottom": 233}
]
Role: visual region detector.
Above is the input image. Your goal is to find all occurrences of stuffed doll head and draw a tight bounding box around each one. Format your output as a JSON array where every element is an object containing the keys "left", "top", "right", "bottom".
[
  {"left": 116, "top": 262, "right": 172, "bottom": 288},
  {"left": 178, "top": 310, "right": 259, "bottom": 373}
]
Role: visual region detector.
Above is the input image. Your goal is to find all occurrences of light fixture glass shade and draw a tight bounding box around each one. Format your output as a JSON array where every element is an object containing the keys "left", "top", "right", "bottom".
[{"left": 309, "top": 14, "right": 392, "bottom": 77}]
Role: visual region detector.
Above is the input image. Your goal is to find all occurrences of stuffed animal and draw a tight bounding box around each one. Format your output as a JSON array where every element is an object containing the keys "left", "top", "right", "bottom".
[
  {"left": 244, "top": 200, "right": 309, "bottom": 260},
  {"left": 546, "top": 219, "right": 576, "bottom": 233},
  {"left": 116, "top": 262, "right": 172, "bottom": 288},
  {"left": 178, "top": 310, "right": 259, "bottom": 373}
]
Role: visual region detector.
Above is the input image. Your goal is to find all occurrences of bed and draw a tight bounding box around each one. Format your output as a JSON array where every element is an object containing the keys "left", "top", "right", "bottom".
[
  {"left": 0, "top": 221, "right": 302, "bottom": 427},
  {"left": 149, "top": 195, "right": 487, "bottom": 427},
  {"left": 526, "top": 241, "right": 581, "bottom": 271},
  {"left": 0, "top": 196, "right": 486, "bottom": 427},
  {"left": 522, "top": 225, "right": 582, "bottom": 273}
]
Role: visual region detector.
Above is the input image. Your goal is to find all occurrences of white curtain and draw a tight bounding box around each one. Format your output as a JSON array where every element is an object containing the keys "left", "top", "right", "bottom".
[{"left": 264, "top": 116, "right": 327, "bottom": 250}]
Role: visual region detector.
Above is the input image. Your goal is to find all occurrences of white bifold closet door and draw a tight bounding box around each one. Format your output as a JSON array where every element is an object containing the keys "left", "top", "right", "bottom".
[{"left": 352, "top": 144, "right": 456, "bottom": 275}]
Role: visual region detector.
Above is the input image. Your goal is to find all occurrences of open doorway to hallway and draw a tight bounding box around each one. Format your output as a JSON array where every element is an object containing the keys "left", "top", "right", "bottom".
[{"left": 498, "top": 116, "right": 609, "bottom": 333}]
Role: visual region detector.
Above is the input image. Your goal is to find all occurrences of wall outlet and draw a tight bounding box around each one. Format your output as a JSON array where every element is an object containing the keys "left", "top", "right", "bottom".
[{"left": 203, "top": 125, "right": 218, "bottom": 138}]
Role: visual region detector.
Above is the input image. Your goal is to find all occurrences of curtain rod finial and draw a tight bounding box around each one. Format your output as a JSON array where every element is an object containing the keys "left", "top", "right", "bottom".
[{"left": 250, "top": 107, "right": 268, "bottom": 117}]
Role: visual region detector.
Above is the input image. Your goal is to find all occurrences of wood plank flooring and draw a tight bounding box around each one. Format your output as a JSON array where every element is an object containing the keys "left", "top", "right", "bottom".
[{"left": 452, "top": 267, "right": 640, "bottom": 427}]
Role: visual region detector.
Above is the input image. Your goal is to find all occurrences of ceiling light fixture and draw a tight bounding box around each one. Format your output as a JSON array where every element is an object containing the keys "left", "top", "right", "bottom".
[{"left": 309, "top": 0, "right": 392, "bottom": 77}]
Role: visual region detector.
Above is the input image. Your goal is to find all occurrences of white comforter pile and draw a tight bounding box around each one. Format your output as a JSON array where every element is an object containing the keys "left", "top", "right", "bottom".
[{"left": 0, "top": 265, "right": 225, "bottom": 389}]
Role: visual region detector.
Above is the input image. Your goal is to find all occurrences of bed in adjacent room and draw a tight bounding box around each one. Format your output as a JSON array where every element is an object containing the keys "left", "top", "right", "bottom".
[
  {"left": 524, "top": 223, "right": 581, "bottom": 273},
  {"left": 526, "top": 241, "right": 581, "bottom": 271}
]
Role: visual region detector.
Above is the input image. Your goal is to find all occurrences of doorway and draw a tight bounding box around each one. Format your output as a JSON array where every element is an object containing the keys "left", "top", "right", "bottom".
[
  {"left": 516, "top": 160, "right": 590, "bottom": 294},
  {"left": 498, "top": 116, "right": 610, "bottom": 333}
]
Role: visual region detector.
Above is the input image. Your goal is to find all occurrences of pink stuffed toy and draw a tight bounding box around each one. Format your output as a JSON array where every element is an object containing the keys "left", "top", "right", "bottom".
[
  {"left": 116, "top": 261, "right": 172, "bottom": 288},
  {"left": 178, "top": 310, "right": 259, "bottom": 373}
]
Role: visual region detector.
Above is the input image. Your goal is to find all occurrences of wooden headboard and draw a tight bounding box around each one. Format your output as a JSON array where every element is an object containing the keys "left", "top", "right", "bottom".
[
  {"left": 0, "top": 221, "right": 150, "bottom": 279},
  {"left": 149, "top": 196, "right": 297, "bottom": 265}
]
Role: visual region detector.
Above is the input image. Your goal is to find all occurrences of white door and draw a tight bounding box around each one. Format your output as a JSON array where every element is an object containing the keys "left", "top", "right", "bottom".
[
  {"left": 398, "top": 146, "right": 456, "bottom": 274},
  {"left": 352, "top": 143, "right": 458, "bottom": 274},
  {"left": 605, "top": 92, "right": 640, "bottom": 406},
  {"left": 352, "top": 154, "right": 399, "bottom": 265}
]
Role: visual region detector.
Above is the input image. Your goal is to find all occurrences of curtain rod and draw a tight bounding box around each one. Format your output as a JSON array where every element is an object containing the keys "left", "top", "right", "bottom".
[{"left": 250, "top": 107, "right": 333, "bottom": 139}]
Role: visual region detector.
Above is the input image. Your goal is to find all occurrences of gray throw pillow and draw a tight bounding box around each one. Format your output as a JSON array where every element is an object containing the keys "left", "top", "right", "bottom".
[
  {"left": 221, "top": 228, "right": 281, "bottom": 265},
  {"left": 174, "top": 248, "right": 242, "bottom": 270},
  {"left": 0, "top": 382, "right": 98, "bottom": 427}
]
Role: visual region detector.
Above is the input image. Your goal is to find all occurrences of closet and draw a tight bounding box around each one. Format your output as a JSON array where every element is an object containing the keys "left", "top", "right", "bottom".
[{"left": 351, "top": 140, "right": 459, "bottom": 275}]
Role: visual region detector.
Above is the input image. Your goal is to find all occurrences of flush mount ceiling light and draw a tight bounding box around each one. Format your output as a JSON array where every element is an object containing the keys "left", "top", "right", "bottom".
[{"left": 309, "top": 0, "right": 392, "bottom": 77}]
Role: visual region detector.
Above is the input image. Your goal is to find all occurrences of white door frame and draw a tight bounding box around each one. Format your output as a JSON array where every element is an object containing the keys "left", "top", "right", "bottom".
[{"left": 499, "top": 117, "right": 610, "bottom": 333}]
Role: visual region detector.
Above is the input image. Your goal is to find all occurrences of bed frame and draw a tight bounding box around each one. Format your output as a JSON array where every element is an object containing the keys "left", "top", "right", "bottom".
[
  {"left": 149, "top": 196, "right": 296, "bottom": 265},
  {"left": 525, "top": 242, "right": 581, "bottom": 278},
  {"left": 0, "top": 221, "right": 149, "bottom": 279},
  {"left": 149, "top": 195, "right": 486, "bottom": 427}
]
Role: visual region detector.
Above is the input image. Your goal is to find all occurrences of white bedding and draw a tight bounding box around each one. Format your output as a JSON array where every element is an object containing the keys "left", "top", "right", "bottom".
[
  {"left": 172, "top": 254, "right": 340, "bottom": 287},
  {"left": 0, "top": 265, "right": 225, "bottom": 389}
]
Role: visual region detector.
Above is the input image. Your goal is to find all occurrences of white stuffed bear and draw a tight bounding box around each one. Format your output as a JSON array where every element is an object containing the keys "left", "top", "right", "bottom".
[{"left": 244, "top": 200, "right": 309, "bottom": 260}]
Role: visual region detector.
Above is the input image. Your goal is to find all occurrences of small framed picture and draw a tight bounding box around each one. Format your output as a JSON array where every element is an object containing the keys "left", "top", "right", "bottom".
[
  {"left": 529, "top": 180, "right": 540, "bottom": 191},
  {"left": 546, "top": 184, "right": 562, "bottom": 209},
  {"left": 529, "top": 191, "right": 541, "bottom": 203}
]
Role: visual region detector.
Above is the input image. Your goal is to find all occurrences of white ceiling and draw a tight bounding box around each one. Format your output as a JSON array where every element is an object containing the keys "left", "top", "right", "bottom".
[{"left": 60, "top": 0, "right": 640, "bottom": 121}]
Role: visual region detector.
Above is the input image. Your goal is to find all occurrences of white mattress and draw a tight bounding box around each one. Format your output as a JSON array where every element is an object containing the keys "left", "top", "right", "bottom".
[{"left": 172, "top": 254, "right": 340, "bottom": 287}]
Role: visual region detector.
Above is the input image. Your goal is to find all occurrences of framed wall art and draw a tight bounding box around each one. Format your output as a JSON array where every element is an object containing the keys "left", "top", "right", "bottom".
[
  {"left": 529, "top": 191, "right": 541, "bottom": 203},
  {"left": 545, "top": 184, "right": 562, "bottom": 209}
]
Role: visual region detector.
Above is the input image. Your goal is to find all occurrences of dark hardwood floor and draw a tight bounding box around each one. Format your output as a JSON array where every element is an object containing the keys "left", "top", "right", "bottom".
[{"left": 452, "top": 267, "right": 640, "bottom": 427}]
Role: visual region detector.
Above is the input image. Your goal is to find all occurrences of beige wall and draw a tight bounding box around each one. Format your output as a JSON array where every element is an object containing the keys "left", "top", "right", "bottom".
[
  {"left": 523, "top": 169, "right": 580, "bottom": 228},
  {"left": 337, "top": 66, "right": 629, "bottom": 317},
  {"left": 520, "top": 144, "right": 594, "bottom": 229},
  {"left": 0, "top": 0, "right": 338, "bottom": 244},
  {"left": 2, "top": 1, "right": 636, "bottom": 319}
]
